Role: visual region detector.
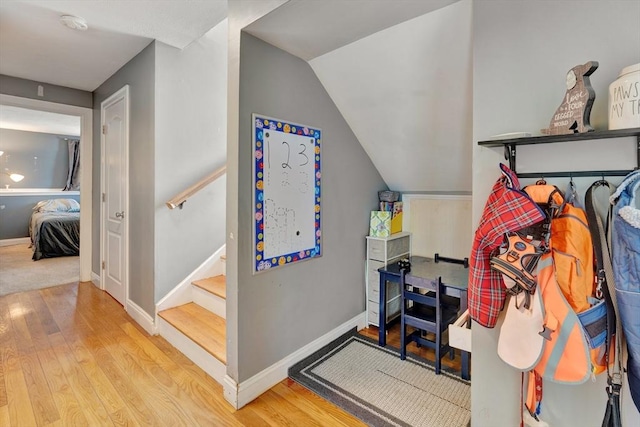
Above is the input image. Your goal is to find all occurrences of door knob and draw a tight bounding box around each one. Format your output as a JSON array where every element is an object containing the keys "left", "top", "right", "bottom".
[{"left": 115, "top": 211, "right": 125, "bottom": 218}]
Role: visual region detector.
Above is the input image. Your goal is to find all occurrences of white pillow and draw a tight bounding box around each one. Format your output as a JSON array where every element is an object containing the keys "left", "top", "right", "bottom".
[{"left": 33, "top": 198, "right": 80, "bottom": 213}]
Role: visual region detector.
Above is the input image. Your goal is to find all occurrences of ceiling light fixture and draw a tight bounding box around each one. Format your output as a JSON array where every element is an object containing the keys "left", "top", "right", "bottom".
[
  {"left": 60, "top": 15, "right": 88, "bottom": 31},
  {"left": 9, "top": 173, "right": 24, "bottom": 182},
  {"left": 3, "top": 170, "right": 24, "bottom": 184}
]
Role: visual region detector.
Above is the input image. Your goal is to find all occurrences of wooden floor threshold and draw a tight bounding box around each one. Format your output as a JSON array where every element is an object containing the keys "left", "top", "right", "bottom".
[
  {"left": 192, "top": 275, "right": 226, "bottom": 299},
  {"left": 158, "top": 302, "right": 226, "bottom": 364}
]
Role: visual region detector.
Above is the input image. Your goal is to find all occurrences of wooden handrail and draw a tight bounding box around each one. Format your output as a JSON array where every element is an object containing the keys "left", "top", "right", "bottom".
[{"left": 166, "top": 165, "right": 227, "bottom": 209}]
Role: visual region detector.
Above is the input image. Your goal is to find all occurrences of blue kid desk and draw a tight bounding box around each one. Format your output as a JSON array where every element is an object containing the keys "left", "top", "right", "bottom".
[{"left": 378, "top": 255, "right": 470, "bottom": 379}]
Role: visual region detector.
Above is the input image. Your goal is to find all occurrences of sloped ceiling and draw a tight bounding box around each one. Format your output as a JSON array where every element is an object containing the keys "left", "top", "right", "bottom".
[
  {"left": 0, "top": 0, "right": 472, "bottom": 193},
  {"left": 308, "top": 1, "right": 473, "bottom": 192},
  {"left": 245, "top": 0, "right": 471, "bottom": 193},
  {"left": 244, "top": 0, "right": 458, "bottom": 61}
]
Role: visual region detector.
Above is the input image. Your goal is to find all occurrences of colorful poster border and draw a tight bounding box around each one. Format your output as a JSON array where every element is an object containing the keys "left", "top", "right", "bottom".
[{"left": 252, "top": 114, "right": 322, "bottom": 273}]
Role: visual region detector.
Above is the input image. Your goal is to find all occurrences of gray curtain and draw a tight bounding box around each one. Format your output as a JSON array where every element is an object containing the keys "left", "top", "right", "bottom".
[{"left": 63, "top": 139, "right": 80, "bottom": 191}]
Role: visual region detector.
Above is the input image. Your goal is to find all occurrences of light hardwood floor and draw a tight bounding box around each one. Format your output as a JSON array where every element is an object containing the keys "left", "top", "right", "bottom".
[{"left": 0, "top": 281, "right": 464, "bottom": 426}]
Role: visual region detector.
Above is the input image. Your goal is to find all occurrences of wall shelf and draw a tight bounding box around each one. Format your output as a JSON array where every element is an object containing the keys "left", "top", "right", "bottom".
[{"left": 477, "top": 127, "right": 640, "bottom": 178}]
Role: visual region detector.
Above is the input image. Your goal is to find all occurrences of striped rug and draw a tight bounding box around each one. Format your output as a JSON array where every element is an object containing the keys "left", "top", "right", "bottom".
[{"left": 289, "top": 330, "right": 470, "bottom": 427}]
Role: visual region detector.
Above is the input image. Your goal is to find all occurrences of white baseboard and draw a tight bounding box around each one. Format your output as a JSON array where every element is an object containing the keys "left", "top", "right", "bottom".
[
  {"left": 0, "top": 237, "right": 30, "bottom": 247},
  {"left": 126, "top": 298, "right": 156, "bottom": 335},
  {"left": 223, "top": 311, "right": 367, "bottom": 409},
  {"left": 91, "top": 272, "right": 101, "bottom": 288},
  {"left": 156, "top": 244, "right": 226, "bottom": 313},
  {"left": 223, "top": 375, "right": 239, "bottom": 408}
]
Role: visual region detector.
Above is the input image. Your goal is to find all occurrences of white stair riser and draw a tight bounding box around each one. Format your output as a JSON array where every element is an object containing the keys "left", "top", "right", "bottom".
[
  {"left": 192, "top": 285, "right": 226, "bottom": 318},
  {"left": 156, "top": 245, "right": 226, "bottom": 312},
  {"left": 157, "top": 317, "right": 226, "bottom": 384},
  {"left": 221, "top": 256, "right": 226, "bottom": 276}
]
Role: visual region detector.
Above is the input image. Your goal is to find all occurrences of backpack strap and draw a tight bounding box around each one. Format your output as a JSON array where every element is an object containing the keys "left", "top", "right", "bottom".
[{"left": 584, "top": 180, "right": 623, "bottom": 415}]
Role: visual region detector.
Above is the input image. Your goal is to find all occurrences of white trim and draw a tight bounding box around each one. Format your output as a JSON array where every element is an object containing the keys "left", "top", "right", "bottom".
[
  {"left": 402, "top": 194, "right": 473, "bottom": 200},
  {"left": 223, "top": 312, "right": 367, "bottom": 409},
  {"left": 155, "top": 244, "right": 226, "bottom": 313},
  {"left": 401, "top": 193, "right": 472, "bottom": 235},
  {"left": 0, "top": 94, "right": 92, "bottom": 282},
  {"left": 100, "top": 86, "right": 130, "bottom": 308},
  {"left": 91, "top": 272, "right": 101, "bottom": 288},
  {"left": 126, "top": 298, "right": 156, "bottom": 335},
  {"left": 223, "top": 376, "right": 239, "bottom": 408},
  {"left": 0, "top": 189, "right": 80, "bottom": 196},
  {"left": 0, "top": 237, "right": 30, "bottom": 247},
  {"left": 158, "top": 317, "right": 227, "bottom": 383},
  {"left": 192, "top": 286, "right": 226, "bottom": 318}
]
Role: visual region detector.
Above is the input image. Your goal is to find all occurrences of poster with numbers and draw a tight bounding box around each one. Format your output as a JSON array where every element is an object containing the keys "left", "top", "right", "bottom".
[{"left": 252, "top": 114, "right": 322, "bottom": 273}]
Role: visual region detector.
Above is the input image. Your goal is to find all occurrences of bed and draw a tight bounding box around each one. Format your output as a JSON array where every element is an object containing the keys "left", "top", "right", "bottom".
[{"left": 29, "top": 199, "right": 80, "bottom": 261}]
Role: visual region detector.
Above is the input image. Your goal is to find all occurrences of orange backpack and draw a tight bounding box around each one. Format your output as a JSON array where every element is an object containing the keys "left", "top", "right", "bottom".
[
  {"left": 522, "top": 182, "right": 595, "bottom": 312},
  {"left": 526, "top": 251, "right": 612, "bottom": 418},
  {"left": 532, "top": 252, "right": 591, "bottom": 383},
  {"left": 524, "top": 182, "right": 608, "bottom": 376},
  {"left": 550, "top": 199, "right": 595, "bottom": 313},
  {"left": 521, "top": 184, "right": 611, "bottom": 419}
]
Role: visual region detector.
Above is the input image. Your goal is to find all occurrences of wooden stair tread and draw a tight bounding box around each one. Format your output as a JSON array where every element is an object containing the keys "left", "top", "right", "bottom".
[
  {"left": 158, "top": 303, "right": 226, "bottom": 364},
  {"left": 192, "top": 275, "right": 226, "bottom": 299}
]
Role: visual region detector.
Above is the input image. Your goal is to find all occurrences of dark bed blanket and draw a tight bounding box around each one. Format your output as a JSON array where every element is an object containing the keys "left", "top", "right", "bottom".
[{"left": 30, "top": 211, "right": 80, "bottom": 260}]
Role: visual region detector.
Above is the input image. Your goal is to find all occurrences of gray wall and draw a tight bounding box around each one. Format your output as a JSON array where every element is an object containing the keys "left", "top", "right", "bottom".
[
  {"left": 226, "top": 0, "right": 289, "bottom": 382},
  {"left": 0, "top": 193, "right": 80, "bottom": 239},
  {"left": 153, "top": 20, "right": 228, "bottom": 303},
  {"left": 0, "top": 128, "right": 73, "bottom": 189},
  {"left": 236, "top": 33, "right": 386, "bottom": 381},
  {"left": 472, "top": 1, "right": 640, "bottom": 426},
  {"left": 92, "top": 41, "right": 155, "bottom": 314},
  {"left": 0, "top": 74, "right": 92, "bottom": 108}
]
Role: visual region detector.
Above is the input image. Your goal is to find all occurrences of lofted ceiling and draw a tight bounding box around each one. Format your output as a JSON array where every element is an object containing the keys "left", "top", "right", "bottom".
[
  {"left": 244, "top": 0, "right": 458, "bottom": 61},
  {"left": 0, "top": 0, "right": 228, "bottom": 92},
  {"left": 308, "top": 0, "right": 472, "bottom": 192},
  {"left": 246, "top": 0, "right": 470, "bottom": 193},
  {"left": 0, "top": 0, "right": 470, "bottom": 192},
  {"left": 0, "top": 0, "right": 459, "bottom": 92}
]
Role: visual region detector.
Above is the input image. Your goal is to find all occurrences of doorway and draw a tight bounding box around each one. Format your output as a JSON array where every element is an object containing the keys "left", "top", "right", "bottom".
[
  {"left": 0, "top": 94, "right": 93, "bottom": 281},
  {"left": 100, "top": 86, "right": 129, "bottom": 307}
]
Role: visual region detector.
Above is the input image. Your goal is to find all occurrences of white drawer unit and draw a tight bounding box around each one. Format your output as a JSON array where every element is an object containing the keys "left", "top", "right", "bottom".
[{"left": 365, "top": 232, "right": 411, "bottom": 327}]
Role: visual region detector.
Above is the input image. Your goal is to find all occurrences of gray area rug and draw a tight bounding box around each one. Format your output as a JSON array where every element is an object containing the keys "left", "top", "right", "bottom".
[
  {"left": 289, "top": 330, "right": 471, "bottom": 427},
  {"left": 0, "top": 244, "right": 79, "bottom": 296}
]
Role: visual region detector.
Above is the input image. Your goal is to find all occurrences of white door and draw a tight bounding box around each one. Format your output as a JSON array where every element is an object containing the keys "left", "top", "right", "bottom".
[{"left": 101, "top": 86, "right": 129, "bottom": 306}]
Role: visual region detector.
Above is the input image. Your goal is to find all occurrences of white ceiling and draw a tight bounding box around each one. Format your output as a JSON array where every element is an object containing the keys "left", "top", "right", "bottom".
[
  {"left": 309, "top": 1, "right": 472, "bottom": 192},
  {"left": 0, "top": 0, "right": 469, "bottom": 192},
  {"left": 0, "top": 0, "right": 228, "bottom": 91},
  {"left": 0, "top": 105, "right": 80, "bottom": 136},
  {"left": 0, "top": 0, "right": 459, "bottom": 92},
  {"left": 244, "top": 0, "right": 459, "bottom": 61}
]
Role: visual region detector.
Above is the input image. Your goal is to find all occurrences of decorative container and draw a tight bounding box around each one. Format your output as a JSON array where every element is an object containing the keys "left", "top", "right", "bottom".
[
  {"left": 608, "top": 63, "right": 640, "bottom": 130},
  {"left": 369, "top": 211, "right": 391, "bottom": 237},
  {"left": 378, "top": 190, "right": 399, "bottom": 202}
]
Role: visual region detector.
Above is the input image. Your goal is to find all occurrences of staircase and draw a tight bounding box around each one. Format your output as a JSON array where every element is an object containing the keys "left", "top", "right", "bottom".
[{"left": 156, "top": 255, "right": 227, "bottom": 384}]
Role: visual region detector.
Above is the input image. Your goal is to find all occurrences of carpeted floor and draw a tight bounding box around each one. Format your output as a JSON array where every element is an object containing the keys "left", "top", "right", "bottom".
[
  {"left": 0, "top": 243, "right": 79, "bottom": 296},
  {"left": 289, "top": 329, "right": 471, "bottom": 427}
]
